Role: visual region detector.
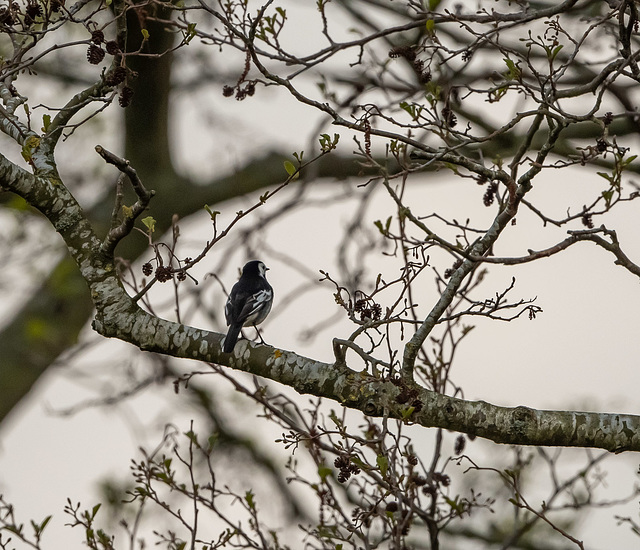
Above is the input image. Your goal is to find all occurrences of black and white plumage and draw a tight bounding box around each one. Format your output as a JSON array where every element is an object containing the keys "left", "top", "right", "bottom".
[{"left": 223, "top": 260, "right": 273, "bottom": 353}]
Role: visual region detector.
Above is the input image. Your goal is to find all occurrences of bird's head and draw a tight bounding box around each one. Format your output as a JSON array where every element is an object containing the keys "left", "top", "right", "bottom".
[{"left": 243, "top": 260, "right": 269, "bottom": 278}]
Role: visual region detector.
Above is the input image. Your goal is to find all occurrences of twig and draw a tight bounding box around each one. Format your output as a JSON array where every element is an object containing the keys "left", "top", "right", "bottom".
[{"left": 95, "top": 145, "right": 155, "bottom": 256}]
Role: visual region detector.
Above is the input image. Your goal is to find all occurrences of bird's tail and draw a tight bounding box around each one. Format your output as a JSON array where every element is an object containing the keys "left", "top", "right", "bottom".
[{"left": 223, "top": 324, "right": 242, "bottom": 353}]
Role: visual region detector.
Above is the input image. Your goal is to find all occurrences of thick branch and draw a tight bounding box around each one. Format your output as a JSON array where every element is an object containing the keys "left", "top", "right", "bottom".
[{"left": 92, "top": 296, "right": 640, "bottom": 453}]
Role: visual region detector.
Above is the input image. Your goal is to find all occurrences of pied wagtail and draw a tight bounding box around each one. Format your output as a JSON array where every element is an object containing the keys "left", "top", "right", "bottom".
[{"left": 223, "top": 260, "right": 273, "bottom": 353}]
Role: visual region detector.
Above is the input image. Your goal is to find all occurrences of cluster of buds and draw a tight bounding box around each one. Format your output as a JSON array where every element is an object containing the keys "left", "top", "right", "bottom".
[
  {"left": 84, "top": 26, "right": 132, "bottom": 107},
  {"left": 421, "top": 471, "right": 452, "bottom": 501},
  {"left": 388, "top": 45, "right": 432, "bottom": 84},
  {"left": 222, "top": 81, "right": 256, "bottom": 101},
  {"left": 385, "top": 501, "right": 413, "bottom": 536},
  {"left": 579, "top": 136, "right": 611, "bottom": 165},
  {"left": 142, "top": 259, "right": 190, "bottom": 283},
  {"left": 441, "top": 106, "right": 457, "bottom": 128},
  {"left": 86, "top": 43, "right": 105, "bottom": 64},
  {"left": 105, "top": 66, "right": 127, "bottom": 87},
  {"left": 223, "top": 51, "right": 257, "bottom": 100},
  {"left": 444, "top": 258, "right": 463, "bottom": 279},
  {"left": 118, "top": 85, "right": 134, "bottom": 108},
  {"left": 354, "top": 298, "right": 382, "bottom": 322},
  {"left": 25, "top": 0, "right": 42, "bottom": 23},
  {"left": 334, "top": 454, "right": 361, "bottom": 483},
  {"left": 154, "top": 265, "right": 173, "bottom": 282},
  {"left": 0, "top": 0, "right": 60, "bottom": 27},
  {"left": 86, "top": 28, "right": 120, "bottom": 65},
  {"left": 483, "top": 181, "right": 499, "bottom": 207},
  {"left": 581, "top": 212, "right": 594, "bottom": 229}
]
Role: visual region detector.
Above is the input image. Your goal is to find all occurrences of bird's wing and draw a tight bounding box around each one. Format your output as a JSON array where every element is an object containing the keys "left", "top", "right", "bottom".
[
  {"left": 226, "top": 287, "right": 272, "bottom": 326},
  {"left": 236, "top": 288, "right": 272, "bottom": 325}
]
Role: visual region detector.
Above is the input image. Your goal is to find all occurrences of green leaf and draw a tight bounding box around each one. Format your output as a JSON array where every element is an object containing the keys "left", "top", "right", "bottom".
[
  {"left": 184, "top": 22, "right": 197, "bottom": 44},
  {"left": 21, "top": 147, "right": 32, "bottom": 164},
  {"left": 550, "top": 44, "right": 563, "bottom": 62},
  {"left": 444, "top": 162, "right": 460, "bottom": 174},
  {"left": 91, "top": 503, "right": 101, "bottom": 519},
  {"left": 245, "top": 490, "right": 255, "bottom": 510},
  {"left": 425, "top": 81, "right": 441, "bottom": 104},
  {"left": 399, "top": 101, "right": 422, "bottom": 121},
  {"left": 141, "top": 28, "right": 150, "bottom": 40},
  {"left": 426, "top": 18, "right": 435, "bottom": 34},
  {"left": 444, "top": 495, "right": 466, "bottom": 515},
  {"left": 20, "top": 135, "right": 40, "bottom": 164},
  {"left": 31, "top": 515, "right": 52, "bottom": 535},
  {"left": 39, "top": 515, "right": 52, "bottom": 533},
  {"left": 428, "top": 0, "right": 441, "bottom": 9},
  {"left": 461, "top": 324, "right": 475, "bottom": 336},
  {"left": 504, "top": 57, "right": 521, "bottom": 80},
  {"left": 5, "top": 195, "right": 29, "bottom": 210},
  {"left": 376, "top": 455, "right": 388, "bottom": 477},
  {"left": 184, "top": 430, "right": 198, "bottom": 445},
  {"left": 41, "top": 114, "right": 51, "bottom": 133},
  {"left": 374, "top": 216, "right": 392, "bottom": 236},
  {"left": 5, "top": 524, "right": 24, "bottom": 536},
  {"left": 141, "top": 216, "right": 156, "bottom": 232},
  {"left": 284, "top": 160, "right": 297, "bottom": 177},
  {"left": 596, "top": 171, "right": 613, "bottom": 183},
  {"left": 401, "top": 406, "right": 415, "bottom": 420},
  {"left": 318, "top": 465, "right": 332, "bottom": 482},
  {"left": 204, "top": 204, "right": 220, "bottom": 221},
  {"left": 399, "top": 101, "right": 412, "bottom": 116},
  {"left": 328, "top": 410, "right": 343, "bottom": 427},
  {"left": 319, "top": 133, "right": 340, "bottom": 152}
]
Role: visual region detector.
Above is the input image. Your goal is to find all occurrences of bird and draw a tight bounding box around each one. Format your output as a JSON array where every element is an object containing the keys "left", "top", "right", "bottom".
[{"left": 223, "top": 260, "right": 273, "bottom": 353}]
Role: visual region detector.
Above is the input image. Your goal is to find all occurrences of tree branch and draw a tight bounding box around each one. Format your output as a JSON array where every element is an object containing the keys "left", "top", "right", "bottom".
[
  {"left": 91, "top": 295, "right": 640, "bottom": 453},
  {"left": 95, "top": 145, "right": 155, "bottom": 256}
]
